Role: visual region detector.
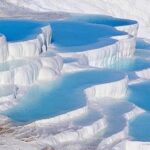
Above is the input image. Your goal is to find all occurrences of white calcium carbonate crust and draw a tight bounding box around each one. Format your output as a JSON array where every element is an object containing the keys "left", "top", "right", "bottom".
[{"left": 0, "top": 34, "right": 8, "bottom": 63}]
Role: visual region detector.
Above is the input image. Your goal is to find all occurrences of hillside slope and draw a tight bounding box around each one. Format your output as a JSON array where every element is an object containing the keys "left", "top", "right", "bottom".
[{"left": 4, "top": 0, "right": 150, "bottom": 26}]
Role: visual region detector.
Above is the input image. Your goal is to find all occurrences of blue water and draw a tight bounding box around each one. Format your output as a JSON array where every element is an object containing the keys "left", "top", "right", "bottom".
[
  {"left": 136, "top": 38, "right": 150, "bottom": 50},
  {"left": 73, "top": 110, "right": 102, "bottom": 126},
  {"left": 135, "top": 49, "right": 150, "bottom": 59},
  {"left": 4, "top": 69, "right": 124, "bottom": 123},
  {"left": 109, "top": 57, "right": 150, "bottom": 72},
  {"left": 129, "top": 113, "right": 150, "bottom": 141},
  {"left": 128, "top": 81, "right": 150, "bottom": 112},
  {"left": 0, "top": 20, "right": 47, "bottom": 42},
  {"left": 50, "top": 20, "right": 126, "bottom": 50},
  {"left": 1, "top": 17, "right": 147, "bottom": 141},
  {"left": 128, "top": 81, "right": 150, "bottom": 141},
  {"left": 69, "top": 15, "right": 137, "bottom": 27}
]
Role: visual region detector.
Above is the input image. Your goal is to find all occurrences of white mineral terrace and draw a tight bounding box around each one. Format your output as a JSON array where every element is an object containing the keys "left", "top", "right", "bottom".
[{"left": 0, "top": 8, "right": 149, "bottom": 150}]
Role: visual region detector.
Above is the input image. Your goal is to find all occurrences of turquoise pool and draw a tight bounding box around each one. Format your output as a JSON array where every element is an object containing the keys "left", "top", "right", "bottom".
[
  {"left": 109, "top": 57, "right": 150, "bottom": 72},
  {"left": 0, "top": 20, "right": 47, "bottom": 42},
  {"left": 128, "top": 81, "right": 150, "bottom": 141},
  {"left": 4, "top": 69, "right": 124, "bottom": 123},
  {"left": 50, "top": 20, "right": 126, "bottom": 50},
  {"left": 69, "top": 14, "right": 137, "bottom": 27}
]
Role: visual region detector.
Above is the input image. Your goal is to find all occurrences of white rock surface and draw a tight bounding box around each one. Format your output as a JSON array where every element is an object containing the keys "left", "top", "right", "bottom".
[
  {"left": 113, "top": 140, "right": 150, "bottom": 150},
  {"left": 136, "top": 68, "right": 150, "bottom": 80},
  {"left": 40, "top": 54, "right": 63, "bottom": 74},
  {"left": 116, "top": 23, "right": 139, "bottom": 37},
  {"left": 14, "top": 59, "right": 42, "bottom": 86},
  {"left": 85, "top": 76, "right": 128, "bottom": 100},
  {"left": 97, "top": 106, "right": 145, "bottom": 150},
  {"left": 0, "top": 135, "right": 40, "bottom": 150},
  {"left": 8, "top": 25, "right": 51, "bottom": 60},
  {"left": 0, "top": 24, "right": 52, "bottom": 86},
  {"left": 38, "top": 67, "right": 57, "bottom": 81},
  {"left": 5, "top": 0, "right": 150, "bottom": 28},
  {"left": 0, "top": 1, "right": 149, "bottom": 149},
  {"left": 59, "top": 36, "right": 136, "bottom": 68},
  {"left": 45, "top": 118, "right": 106, "bottom": 146},
  {"left": 29, "top": 106, "right": 88, "bottom": 126},
  {"left": 0, "top": 35, "right": 8, "bottom": 63},
  {"left": 0, "top": 59, "right": 42, "bottom": 86}
]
